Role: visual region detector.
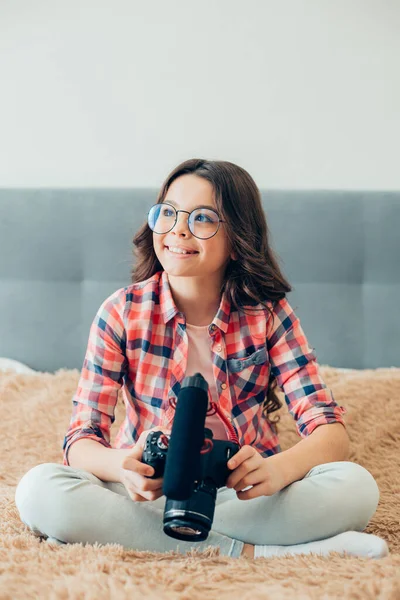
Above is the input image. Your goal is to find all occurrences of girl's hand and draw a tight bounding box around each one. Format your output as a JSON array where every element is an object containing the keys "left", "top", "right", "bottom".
[
  {"left": 226, "top": 445, "right": 287, "bottom": 500},
  {"left": 119, "top": 427, "right": 171, "bottom": 502}
]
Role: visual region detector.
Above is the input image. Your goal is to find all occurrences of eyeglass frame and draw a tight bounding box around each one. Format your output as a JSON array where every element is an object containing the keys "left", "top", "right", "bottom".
[{"left": 147, "top": 202, "right": 226, "bottom": 240}]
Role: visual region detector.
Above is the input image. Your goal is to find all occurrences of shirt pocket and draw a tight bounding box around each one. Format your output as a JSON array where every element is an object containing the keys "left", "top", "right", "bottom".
[{"left": 226, "top": 345, "right": 269, "bottom": 403}]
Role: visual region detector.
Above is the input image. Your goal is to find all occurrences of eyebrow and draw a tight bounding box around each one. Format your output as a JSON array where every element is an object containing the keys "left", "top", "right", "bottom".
[{"left": 164, "top": 199, "right": 217, "bottom": 211}]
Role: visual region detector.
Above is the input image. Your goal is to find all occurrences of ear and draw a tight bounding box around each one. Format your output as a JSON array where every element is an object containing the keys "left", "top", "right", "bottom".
[{"left": 230, "top": 251, "right": 238, "bottom": 261}]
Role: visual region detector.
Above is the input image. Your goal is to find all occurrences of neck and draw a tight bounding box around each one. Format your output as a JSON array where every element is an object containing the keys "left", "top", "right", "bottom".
[{"left": 167, "top": 272, "right": 222, "bottom": 326}]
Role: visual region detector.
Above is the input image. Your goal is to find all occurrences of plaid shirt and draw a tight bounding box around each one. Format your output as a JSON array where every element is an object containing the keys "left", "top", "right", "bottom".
[{"left": 62, "top": 269, "right": 347, "bottom": 465}]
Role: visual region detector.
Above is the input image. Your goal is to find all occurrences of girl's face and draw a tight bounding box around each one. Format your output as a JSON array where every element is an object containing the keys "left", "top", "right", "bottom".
[{"left": 152, "top": 174, "right": 235, "bottom": 280}]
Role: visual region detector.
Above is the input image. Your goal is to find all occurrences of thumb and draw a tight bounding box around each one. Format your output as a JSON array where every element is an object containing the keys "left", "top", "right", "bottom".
[{"left": 120, "top": 434, "right": 146, "bottom": 471}]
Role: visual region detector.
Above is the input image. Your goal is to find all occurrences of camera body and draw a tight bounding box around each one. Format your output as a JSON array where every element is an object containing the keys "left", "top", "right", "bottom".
[
  {"left": 141, "top": 373, "right": 240, "bottom": 542},
  {"left": 143, "top": 428, "right": 239, "bottom": 488}
]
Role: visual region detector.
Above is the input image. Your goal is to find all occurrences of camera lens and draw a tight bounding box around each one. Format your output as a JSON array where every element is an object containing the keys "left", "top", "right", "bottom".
[
  {"left": 163, "top": 482, "right": 217, "bottom": 542},
  {"left": 171, "top": 526, "right": 203, "bottom": 537}
]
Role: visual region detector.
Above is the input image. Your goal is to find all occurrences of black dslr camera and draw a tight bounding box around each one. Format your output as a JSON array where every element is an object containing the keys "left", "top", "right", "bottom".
[{"left": 142, "top": 373, "right": 240, "bottom": 542}]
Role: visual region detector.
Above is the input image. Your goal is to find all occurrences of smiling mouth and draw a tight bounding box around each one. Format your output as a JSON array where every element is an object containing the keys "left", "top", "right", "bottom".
[{"left": 165, "top": 246, "right": 199, "bottom": 255}]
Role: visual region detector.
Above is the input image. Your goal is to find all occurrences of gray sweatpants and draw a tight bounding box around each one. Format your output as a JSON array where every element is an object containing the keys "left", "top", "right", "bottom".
[{"left": 14, "top": 460, "right": 380, "bottom": 558}]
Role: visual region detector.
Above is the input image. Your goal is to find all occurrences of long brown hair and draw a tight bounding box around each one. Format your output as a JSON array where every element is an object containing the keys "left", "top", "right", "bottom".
[{"left": 131, "top": 159, "right": 292, "bottom": 431}]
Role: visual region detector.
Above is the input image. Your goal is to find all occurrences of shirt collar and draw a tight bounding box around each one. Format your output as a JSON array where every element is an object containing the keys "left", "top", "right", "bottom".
[{"left": 159, "top": 269, "right": 231, "bottom": 334}]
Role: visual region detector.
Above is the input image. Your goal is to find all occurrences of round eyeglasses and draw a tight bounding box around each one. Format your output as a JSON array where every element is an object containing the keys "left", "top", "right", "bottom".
[{"left": 147, "top": 203, "right": 226, "bottom": 240}]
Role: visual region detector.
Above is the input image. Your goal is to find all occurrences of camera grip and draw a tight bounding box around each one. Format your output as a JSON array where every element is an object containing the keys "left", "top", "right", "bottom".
[{"left": 142, "top": 430, "right": 169, "bottom": 479}]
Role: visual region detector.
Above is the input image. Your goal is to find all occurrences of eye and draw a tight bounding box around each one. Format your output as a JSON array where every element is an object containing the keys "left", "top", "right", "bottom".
[
  {"left": 195, "top": 213, "right": 212, "bottom": 223},
  {"left": 162, "top": 208, "right": 174, "bottom": 217}
]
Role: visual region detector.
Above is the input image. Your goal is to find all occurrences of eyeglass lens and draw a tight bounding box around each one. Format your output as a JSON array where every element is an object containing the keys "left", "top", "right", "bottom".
[{"left": 148, "top": 203, "right": 220, "bottom": 239}]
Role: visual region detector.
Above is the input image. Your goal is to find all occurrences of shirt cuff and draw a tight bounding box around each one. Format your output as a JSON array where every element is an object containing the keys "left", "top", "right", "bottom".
[{"left": 296, "top": 405, "right": 347, "bottom": 438}]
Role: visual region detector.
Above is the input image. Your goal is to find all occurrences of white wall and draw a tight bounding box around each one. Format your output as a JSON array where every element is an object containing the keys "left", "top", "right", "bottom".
[{"left": 0, "top": 0, "right": 399, "bottom": 189}]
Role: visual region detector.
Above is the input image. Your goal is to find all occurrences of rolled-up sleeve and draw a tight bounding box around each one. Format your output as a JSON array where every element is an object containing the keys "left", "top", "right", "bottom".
[
  {"left": 267, "top": 297, "right": 347, "bottom": 438},
  {"left": 62, "top": 289, "right": 128, "bottom": 466}
]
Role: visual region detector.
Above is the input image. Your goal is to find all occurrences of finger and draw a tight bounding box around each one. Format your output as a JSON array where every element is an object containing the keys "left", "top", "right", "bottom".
[
  {"left": 227, "top": 445, "right": 254, "bottom": 470},
  {"left": 227, "top": 456, "right": 259, "bottom": 489},
  {"left": 122, "top": 444, "right": 144, "bottom": 465},
  {"left": 139, "top": 477, "right": 164, "bottom": 492},
  {"left": 122, "top": 457, "right": 154, "bottom": 477},
  {"left": 123, "top": 427, "right": 171, "bottom": 472},
  {"left": 131, "top": 488, "right": 163, "bottom": 502},
  {"left": 236, "top": 481, "right": 265, "bottom": 501},
  {"left": 121, "top": 454, "right": 147, "bottom": 472},
  {"left": 232, "top": 469, "right": 262, "bottom": 492},
  {"left": 123, "top": 442, "right": 152, "bottom": 469},
  {"left": 130, "top": 493, "right": 148, "bottom": 502}
]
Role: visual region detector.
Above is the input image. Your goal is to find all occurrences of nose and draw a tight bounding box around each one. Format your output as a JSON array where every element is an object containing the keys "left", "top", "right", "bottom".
[{"left": 171, "top": 211, "right": 191, "bottom": 236}]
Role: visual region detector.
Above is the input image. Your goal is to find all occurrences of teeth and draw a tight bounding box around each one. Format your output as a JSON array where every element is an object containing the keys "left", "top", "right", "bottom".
[{"left": 167, "top": 247, "right": 194, "bottom": 255}]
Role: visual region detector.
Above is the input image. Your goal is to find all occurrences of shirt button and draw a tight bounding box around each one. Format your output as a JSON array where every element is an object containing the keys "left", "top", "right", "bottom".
[
  {"left": 221, "top": 383, "right": 227, "bottom": 390},
  {"left": 216, "top": 345, "right": 222, "bottom": 352}
]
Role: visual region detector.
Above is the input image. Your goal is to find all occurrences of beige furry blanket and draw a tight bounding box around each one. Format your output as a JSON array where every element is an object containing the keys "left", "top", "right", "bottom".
[{"left": 1, "top": 366, "right": 399, "bottom": 599}]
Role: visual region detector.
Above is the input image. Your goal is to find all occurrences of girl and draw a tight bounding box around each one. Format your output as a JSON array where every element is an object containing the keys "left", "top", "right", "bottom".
[{"left": 15, "top": 158, "right": 388, "bottom": 559}]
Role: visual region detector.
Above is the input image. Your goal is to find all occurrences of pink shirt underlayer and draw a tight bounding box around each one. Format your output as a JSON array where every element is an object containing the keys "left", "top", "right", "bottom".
[{"left": 185, "top": 322, "right": 229, "bottom": 441}]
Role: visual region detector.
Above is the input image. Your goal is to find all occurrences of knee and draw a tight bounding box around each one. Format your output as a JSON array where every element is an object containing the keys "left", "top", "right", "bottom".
[
  {"left": 15, "top": 463, "right": 61, "bottom": 517},
  {"left": 336, "top": 461, "right": 380, "bottom": 529}
]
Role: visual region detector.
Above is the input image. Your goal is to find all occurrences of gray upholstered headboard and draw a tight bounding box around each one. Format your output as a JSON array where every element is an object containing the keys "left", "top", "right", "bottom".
[{"left": 0, "top": 189, "right": 399, "bottom": 372}]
